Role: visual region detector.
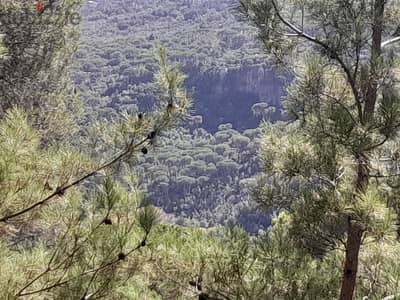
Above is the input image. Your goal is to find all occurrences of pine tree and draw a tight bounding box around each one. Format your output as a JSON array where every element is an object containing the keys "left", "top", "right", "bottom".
[
  {"left": 0, "top": 0, "right": 83, "bottom": 142},
  {"left": 237, "top": 0, "right": 400, "bottom": 299},
  {"left": 0, "top": 47, "right": 192, "bottom": 298}
]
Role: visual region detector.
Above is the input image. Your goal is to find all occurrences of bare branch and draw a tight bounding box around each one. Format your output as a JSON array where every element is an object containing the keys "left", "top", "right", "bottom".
[{"left": 381, "top": 36, "right": 400, "bottom": 48}]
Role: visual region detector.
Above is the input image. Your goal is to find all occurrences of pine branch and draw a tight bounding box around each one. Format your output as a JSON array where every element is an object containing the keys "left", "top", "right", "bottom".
[
  {"left": 17, "top": 235, "right": 148, "bottom": 297},
  {"left": 0, "top": 137, "right": 149, "bottom": 223},
  {"left": 270, "top": 0, "right": 363, "bottom": 123},
  {"left": 16, "top": 216, "right": 105, "bottom": 296}
]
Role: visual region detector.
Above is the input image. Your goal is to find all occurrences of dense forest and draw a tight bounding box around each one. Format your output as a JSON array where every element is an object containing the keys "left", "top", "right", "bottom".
[
  {"left": 136, "top": 125, "right": 269, "bottom": 232},
  {"left": 74, "top": 0, "right": 284, "bottom": 230},
  {"left": 74, "top": 0, "right": 286, "bottom": 129},
  {"left": 2, "top": 0, "right": 400, "bottom": 299}
]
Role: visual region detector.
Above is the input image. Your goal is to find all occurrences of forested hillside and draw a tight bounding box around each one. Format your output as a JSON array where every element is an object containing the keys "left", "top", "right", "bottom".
[
  {"left": 74, "top": 0, "right": 285, "bottom": 129},
  {"left": 136, "top": 125, "right": 270, "bottom": 232},
  {"left": 74, "top": 0, "right": 283, "bottom": 230}
]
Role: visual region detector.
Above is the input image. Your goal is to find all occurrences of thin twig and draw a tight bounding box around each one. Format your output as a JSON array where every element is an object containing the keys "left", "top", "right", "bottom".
[
  {"left": 0, "top": 137, "right": 149, "bottom": 223},
  {"left": 270, "top": 0, "right": 363, "bottom": 123}
]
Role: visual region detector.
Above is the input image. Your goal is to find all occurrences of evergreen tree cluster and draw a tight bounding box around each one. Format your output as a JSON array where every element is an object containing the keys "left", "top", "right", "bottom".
[
  {"left": 136, "top": 124, "right": 270, "bottom": 233},
  {"left": 73, "top": 0, "right": 285, "bottom": 131}
]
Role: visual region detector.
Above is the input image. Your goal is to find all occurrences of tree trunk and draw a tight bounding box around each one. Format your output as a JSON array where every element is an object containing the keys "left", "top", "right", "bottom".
[
  {"left": 339, "top": 221, "right": 363, "bottom": 300},
  {"left": 339, "top": 156, "right": 367, "bottom": 300},
  {"left": 364, "top": 0, "right": 384, "bottom": 122},
  {"left": 340, "top": 1, "right": 385, "bottom": 296}
]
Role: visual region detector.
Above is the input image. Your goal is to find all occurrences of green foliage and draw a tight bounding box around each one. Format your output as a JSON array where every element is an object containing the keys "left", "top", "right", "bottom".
[
  {"left": 7, "top": 0, "right": 400, "bottom": 298},
  {"left": 238, "top": 0, "right": 400, "bottom": 298},
  {"left": 138, "top": 214, "right": 400, "bottom": 299},
  {"left": 0, "top": 110, "right": 152, "bottom": 298},
  {"left": 0, "top": 0, "right": 83, "bottom": 142},
  {"left": 0, "top": 41, "right": 192, "bottom": 297}
]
